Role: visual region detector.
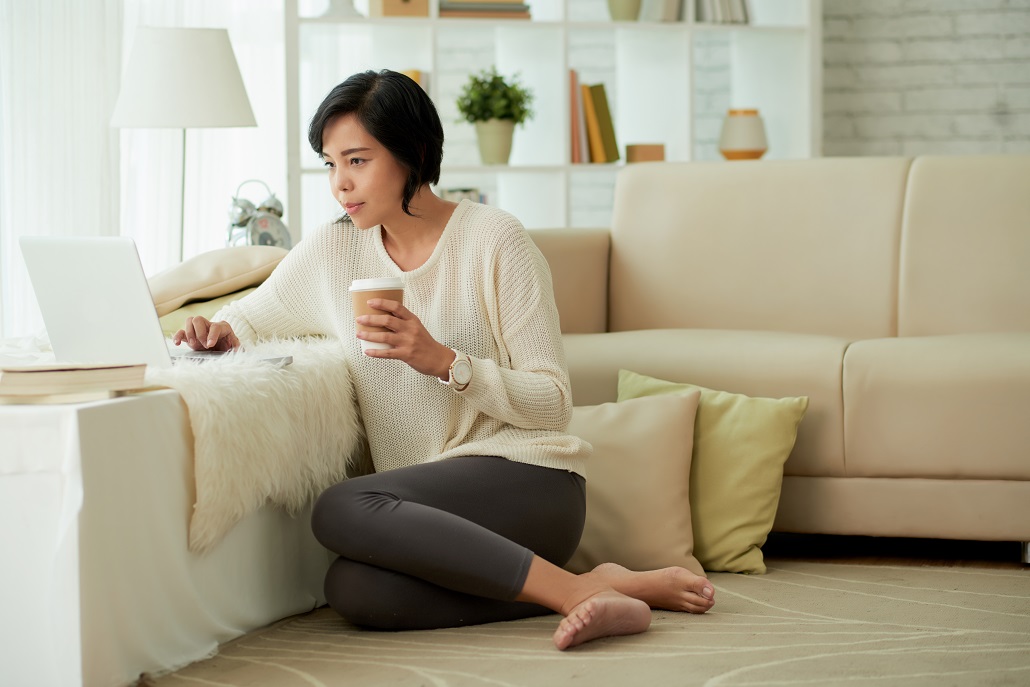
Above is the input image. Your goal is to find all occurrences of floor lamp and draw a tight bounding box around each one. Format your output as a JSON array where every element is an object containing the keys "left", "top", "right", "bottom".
[{"left": 110, "top": 27, "right": 256, "bottom": 263}]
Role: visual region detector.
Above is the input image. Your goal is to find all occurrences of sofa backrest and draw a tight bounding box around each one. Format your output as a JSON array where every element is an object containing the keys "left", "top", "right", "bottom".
[
  {"left": 607, "top": 158, "right": 913, "bottom": 340},
  {"left": 529, "top": 228, "right": 610, "bottom": 334},
  {"left": 898, "top": 155, "right": 1030, "bottom": 336}
]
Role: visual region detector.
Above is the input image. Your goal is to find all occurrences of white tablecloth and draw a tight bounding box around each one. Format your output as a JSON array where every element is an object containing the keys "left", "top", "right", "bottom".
[
  {"left": 0, "top": 399, "right": 83, "bottom": 687},
  {"left": 0, "top": 390, "right": 332, "bottom": 687}
]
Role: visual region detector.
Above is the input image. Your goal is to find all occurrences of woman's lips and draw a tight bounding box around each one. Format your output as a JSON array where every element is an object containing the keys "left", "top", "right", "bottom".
[{"left": 344, "top": 202, "right": 364, "bottom": 214}]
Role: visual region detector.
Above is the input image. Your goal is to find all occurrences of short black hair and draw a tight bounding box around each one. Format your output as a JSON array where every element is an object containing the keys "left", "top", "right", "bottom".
[{"left": 308, "top": 70, "right": 444, "bottom": 217}]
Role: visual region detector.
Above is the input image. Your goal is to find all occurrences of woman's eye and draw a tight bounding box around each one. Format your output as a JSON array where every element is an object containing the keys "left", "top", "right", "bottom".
[
  {"left": 323, "top": 160, "right": 335, "bottom": 169},
  {"left": 350, "top": 157, "right": 365, "bottom": 165}
]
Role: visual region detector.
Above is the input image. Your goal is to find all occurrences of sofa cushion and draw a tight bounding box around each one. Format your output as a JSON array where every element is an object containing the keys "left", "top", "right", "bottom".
[
  {"left": 898, "top": 155, "right": 1030, "bottom": 336},
  {"left": 563, "top": 329, "right": 846, "bottom": 477},
  {"left": 148, "top": 245, "right": 287, "bottom": 317},
  {"left": 843, "top": 333, "right": 1030, "bottom": 479},
  {"left": 617, "top": 370, "right": 808, "bottom": 574},
  {"left": 608, "top": 158, "right": 912, "bottom": 339},
  {"left": 529, "top": 228, "right": 609, "bottom": 334},
  {"left": 775, "top": 476, "right": 1030, "bottom": 541},
  {"left": 564, "top": 393, "right": 704, "bottom": 576}
]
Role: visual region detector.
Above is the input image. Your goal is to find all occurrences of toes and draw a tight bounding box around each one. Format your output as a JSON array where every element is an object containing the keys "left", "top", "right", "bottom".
[
  {"left": 690, "top": 577, "right": 714, "bottom": 597},
  {"left": 684, "top": 599, "right": 714, "bottom": 614},
  {"left": 554, "top": 608, "right": 591, "bottom": 650}
]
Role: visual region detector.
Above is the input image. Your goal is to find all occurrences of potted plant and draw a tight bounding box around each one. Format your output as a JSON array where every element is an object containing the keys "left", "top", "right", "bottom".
[{"left": 456, "top": 66, "right": 534, "bottom": 165}]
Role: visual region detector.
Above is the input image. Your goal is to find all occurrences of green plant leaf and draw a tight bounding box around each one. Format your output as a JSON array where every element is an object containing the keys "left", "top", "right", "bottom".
[{"left": 456, "top": 66, "right": 534, "bottom": 126}]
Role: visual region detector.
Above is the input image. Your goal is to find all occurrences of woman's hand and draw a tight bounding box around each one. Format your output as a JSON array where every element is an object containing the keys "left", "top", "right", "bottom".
[
  {"left": 173, "top": 316, "right": 241, "bottom": 352},
  {"left": 357, "top": 298, "right": 454, "bottom": 379}
]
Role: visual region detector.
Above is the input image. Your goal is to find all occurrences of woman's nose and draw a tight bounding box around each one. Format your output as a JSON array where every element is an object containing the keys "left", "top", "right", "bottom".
[{"left": 332, "top": 169, "right": 351, "bottom": 193}]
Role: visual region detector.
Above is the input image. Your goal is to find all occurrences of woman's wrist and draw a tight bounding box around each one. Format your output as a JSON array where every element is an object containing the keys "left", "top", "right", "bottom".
[{"left": 437, "top": 346, "right": 457, "bottom": 381}]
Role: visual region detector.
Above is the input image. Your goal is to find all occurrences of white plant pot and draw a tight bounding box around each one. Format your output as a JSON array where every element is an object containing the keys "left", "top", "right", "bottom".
[
  {"left": 608, "top": 0, "right": 642, "bottom": 21},
  {"left": 475, "top": 119, "right": 516, "bottom": 165}
]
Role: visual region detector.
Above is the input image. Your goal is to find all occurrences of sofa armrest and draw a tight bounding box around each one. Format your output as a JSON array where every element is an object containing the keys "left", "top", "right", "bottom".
[{"left": 530, "top": 228, "right": 610, "bottom": 334}]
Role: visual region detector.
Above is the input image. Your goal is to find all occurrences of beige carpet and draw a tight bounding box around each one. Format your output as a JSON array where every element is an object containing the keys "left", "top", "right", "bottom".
[{"left": 154, "top": 561, "right": 1030, "bottom": 686}]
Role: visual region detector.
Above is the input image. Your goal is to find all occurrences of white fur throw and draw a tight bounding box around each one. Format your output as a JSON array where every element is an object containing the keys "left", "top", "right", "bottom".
[{"left": 146, "top": 338, "right": 364, "bottom": 553}]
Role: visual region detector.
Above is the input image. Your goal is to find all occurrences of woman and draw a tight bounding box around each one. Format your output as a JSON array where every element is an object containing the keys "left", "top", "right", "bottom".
[{"left": 174, "top": 69, "right": 715, "bottom": 650}]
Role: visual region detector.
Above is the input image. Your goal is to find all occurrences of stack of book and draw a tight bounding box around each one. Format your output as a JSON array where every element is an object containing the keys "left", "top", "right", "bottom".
[
  {"left": 697, "top": 0, "right": 750, "bottom": 24},
  {"left": 570, "top": 70, "right": 619, "bottom": 164},
  {"left": 0, "top": 363, "right": 147, "bottom": 405},
  {"left": 439, "top": 1, "right": 531, "bottom": 20}
]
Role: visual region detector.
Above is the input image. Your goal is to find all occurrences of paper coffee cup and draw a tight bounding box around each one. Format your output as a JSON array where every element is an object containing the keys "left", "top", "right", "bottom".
[{"left": 349, "top": 277, "right": 404, "bottom": 351}]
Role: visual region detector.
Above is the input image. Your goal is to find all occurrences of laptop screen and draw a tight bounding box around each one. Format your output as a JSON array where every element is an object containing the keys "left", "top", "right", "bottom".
[{"left": 19, "top": 236, "right": 173, "bottom": 368}]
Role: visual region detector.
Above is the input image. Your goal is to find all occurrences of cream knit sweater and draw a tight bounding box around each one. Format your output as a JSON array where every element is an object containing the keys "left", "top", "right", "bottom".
[{"left": 216, "top": 199, "right": 590, "bottom": 476}]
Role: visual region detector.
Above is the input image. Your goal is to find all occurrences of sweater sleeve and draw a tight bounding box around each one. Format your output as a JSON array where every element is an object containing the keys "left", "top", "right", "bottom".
[
  {"left": 213, "top": 224, "right": 334, "bottom": 343},
  {"left": 458, "top": 227, "right": 574, "bottom": 433}
]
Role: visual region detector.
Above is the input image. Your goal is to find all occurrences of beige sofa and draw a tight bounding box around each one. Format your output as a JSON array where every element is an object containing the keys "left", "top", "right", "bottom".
[{"left": 531, "top": 155, "right": 1030, "bottom": 560}]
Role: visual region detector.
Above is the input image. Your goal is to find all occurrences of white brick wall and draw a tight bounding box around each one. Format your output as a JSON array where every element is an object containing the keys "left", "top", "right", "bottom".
[
  {"left": 824, "top": 0, "right": 1030, "bottom": 156},
  {"left": 693, "top": 32, "right": 732, "bottom": 161}
]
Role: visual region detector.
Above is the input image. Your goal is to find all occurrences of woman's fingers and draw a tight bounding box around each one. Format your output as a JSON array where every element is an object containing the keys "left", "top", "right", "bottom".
[
  {"left": 357, "top": 313, "right": 399, "bottom": 330},
  {"left": 205, "top": 322, "right": 226, "bottom": 348},
  {"left": 366, "top": 298, "right": 407, "bottom": 318},
  {"left": 174, "top": 316, "right": 238, "bottom": 351},
  {"left": 184, "top": 316, "right": 209, "bottom": 349}
]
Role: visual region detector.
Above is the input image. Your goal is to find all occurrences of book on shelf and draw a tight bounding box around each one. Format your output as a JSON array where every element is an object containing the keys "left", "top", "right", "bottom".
[
  {"left": 582, "top": 83, "right": 619, "bottom": 163},
  {"left": 639, "top": 0, "right": 682, "bottom": 22},
  {"left": 0, "top": 362, "right": 147, "bottom": 397},
  {"left": 697, "top": 0, "right": 748, "bottom": 23},
  {"left": 439, "top": 1, "right": 529, "bottom": 9},
  {"left": 441, "top": 0, "right": 527, "bottom": 3},
  {"left": 438, "top": 10, "right": 531, "bottom": 19},
  {"left": 569, "top": 69, "right": 582, "bottom": 164},
  {"left": 399, "top": 69, "right": 429, "bottom": 92},
  {"left": 575, "top": 75, "right": 589, "bottom": 164},
  {"left": 580, "top": 83, "right": 605, "bottom": 163}
]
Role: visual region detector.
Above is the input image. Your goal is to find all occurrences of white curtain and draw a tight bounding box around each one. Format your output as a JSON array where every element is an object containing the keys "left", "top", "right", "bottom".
[
  {"left": 0, "top": 0, "right": 123, "bottom": 338},
  {"left": 0, "top": 0, "right": 285, "bottom": 339}
]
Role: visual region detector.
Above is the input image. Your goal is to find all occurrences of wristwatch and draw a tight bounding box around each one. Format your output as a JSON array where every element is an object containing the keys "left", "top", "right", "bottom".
[{"left": 445, "top": 349, "right": 473, "bottom": 391}]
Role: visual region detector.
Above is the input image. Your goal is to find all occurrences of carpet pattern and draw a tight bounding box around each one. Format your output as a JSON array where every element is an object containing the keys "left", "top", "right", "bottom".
[{"left": 155, "top": 561, "right": 1030, "bottom": 686}]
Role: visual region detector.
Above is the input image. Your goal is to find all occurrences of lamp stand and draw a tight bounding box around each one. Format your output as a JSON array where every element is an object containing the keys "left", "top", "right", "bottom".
[{"left": 179, "top": 127, "right": 187, "bottom": 263}]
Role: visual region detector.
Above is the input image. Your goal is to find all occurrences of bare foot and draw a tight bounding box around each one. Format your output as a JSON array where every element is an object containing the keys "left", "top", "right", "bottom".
[
  {"left": 591, "top": 562, "right": 715, "bottom": 613},
  {"left": 552, "top": 590, "right": 652, "bottom": 651}
]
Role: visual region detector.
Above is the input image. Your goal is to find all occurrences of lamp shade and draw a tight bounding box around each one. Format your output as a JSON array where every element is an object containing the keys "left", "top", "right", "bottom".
[{"left": 110, "top": 27, "right": 256, "bottom": 128}]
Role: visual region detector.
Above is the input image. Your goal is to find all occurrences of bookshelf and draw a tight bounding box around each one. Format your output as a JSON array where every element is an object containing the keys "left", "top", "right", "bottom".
[{"left": 285, "top": 0, "right": 822, "bottom": 236}]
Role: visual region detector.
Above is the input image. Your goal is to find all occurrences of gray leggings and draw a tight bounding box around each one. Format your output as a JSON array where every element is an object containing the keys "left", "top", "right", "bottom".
[{"left": 310, "top": 455, "right": 586, "bottom": 630}]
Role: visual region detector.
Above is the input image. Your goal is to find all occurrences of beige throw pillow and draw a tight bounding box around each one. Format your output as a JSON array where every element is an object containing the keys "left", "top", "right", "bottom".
[
  {"left": 618, "top": 369, "right": 808, "bottom": 574},
  {"left": 565, "top": 392, "right": 704, "bottom": 576},
  {"left": 149, "top": 245, "right": 287, "bottom": 317}
]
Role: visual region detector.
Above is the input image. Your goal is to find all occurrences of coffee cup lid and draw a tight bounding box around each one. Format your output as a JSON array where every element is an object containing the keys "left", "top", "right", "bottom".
[{"left": 349, "top": 277, "right": 404, "bottom": 292}]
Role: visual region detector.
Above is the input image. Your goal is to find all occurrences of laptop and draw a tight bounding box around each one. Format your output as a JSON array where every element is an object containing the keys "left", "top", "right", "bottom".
[{"left": 19, "top": 236, "right": 291, "bottom": 369}]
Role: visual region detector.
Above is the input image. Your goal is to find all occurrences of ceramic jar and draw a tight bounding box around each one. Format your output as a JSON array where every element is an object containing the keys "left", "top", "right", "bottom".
[{"left": 718, "top": 108, "right": 768, "bottom": 160}]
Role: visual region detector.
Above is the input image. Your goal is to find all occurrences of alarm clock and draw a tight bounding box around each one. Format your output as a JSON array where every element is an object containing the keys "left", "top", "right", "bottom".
[{"left": 227, "top": 179, "right": 292, "bottom": 249}]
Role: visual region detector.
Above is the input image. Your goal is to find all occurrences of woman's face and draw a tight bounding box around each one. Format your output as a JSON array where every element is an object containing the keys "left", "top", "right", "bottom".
[{"left": 321, "top": 113, "right": 410, "bottom": 230}]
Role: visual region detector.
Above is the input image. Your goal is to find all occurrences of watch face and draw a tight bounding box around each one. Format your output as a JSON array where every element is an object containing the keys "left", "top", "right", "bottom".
[{"left": 453, "top": 358, "right": 473, "bottom": 386}]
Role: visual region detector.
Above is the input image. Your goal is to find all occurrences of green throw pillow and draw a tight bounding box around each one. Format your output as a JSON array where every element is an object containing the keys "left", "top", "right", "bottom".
[
  {"left": 617, "top": 369, "right": 808, "bottom": 574},
  {"left": 157, "top": 287, "right": 257, "bottom": 338}
]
